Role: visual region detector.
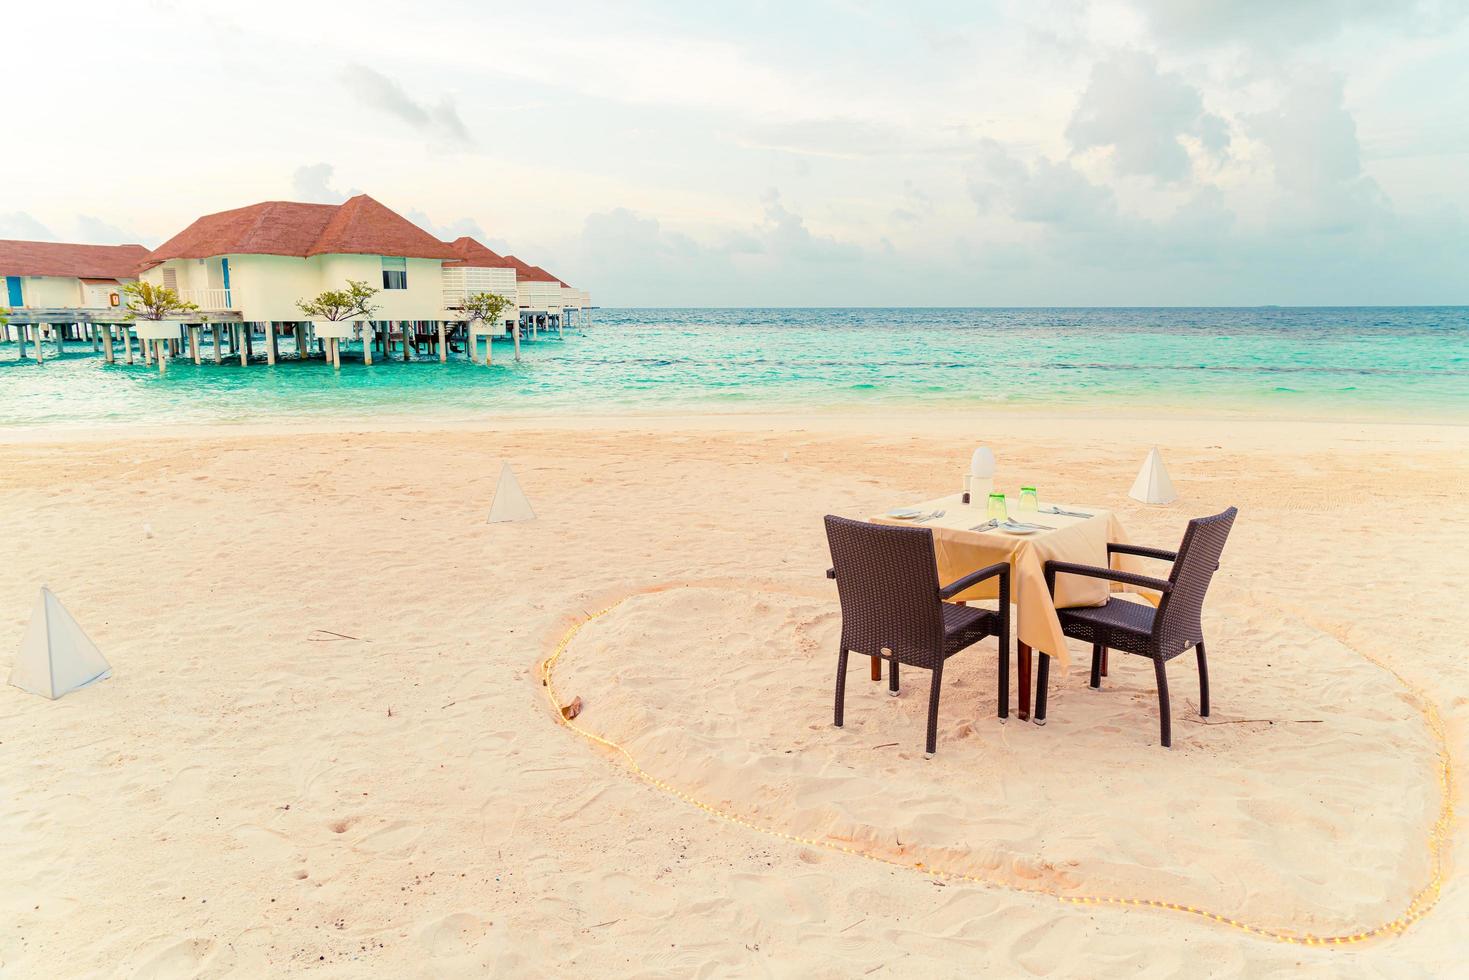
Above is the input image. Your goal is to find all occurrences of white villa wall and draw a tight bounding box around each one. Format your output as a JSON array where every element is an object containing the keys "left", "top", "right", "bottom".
[
  {"left": 443, "top": 266, "right": 517, "bottom": 326},
  {"left": 143, "top": 253, "right": 450, "bottom": 321},
  {"left": 316, "top": 254, "right": 444, "bottom": 321},
  {"left": 3, "top": 276, "right": 83, "bottom": 307},
  {"left": 518, "top": 280, "right": 563, "bottom": 313}
]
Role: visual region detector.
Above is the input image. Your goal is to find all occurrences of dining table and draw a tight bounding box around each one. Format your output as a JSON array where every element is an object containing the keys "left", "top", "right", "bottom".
[{"left": 870, "top": 493, "right": 1160, "bottom": 722}]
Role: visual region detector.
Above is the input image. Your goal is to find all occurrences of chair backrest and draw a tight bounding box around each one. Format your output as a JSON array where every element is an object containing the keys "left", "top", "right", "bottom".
[
  {"left": 824, "top": 515, "right": 945, "bottom": 667},
  {"left": 1154, "top": 507, "right": 1238, "bottom": 656}
]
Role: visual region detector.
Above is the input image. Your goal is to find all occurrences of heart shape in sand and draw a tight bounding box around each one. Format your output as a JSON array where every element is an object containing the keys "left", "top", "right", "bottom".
[{"left": 550, "top": 584, "right": 1446, "bottom": 940}]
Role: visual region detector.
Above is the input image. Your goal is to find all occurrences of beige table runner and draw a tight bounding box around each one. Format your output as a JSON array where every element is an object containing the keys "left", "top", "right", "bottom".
[{"left": 870, "top": 493, "right": 1157, "bottom": 674}]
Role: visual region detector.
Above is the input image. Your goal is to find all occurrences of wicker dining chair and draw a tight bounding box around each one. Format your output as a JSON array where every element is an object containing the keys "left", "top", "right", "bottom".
[
  {"left": 824, "top": 515, "right": 1010, "bottom": 757},
  {"left": 1041, "top": 507, "right": 1237, "bottom": 747}
]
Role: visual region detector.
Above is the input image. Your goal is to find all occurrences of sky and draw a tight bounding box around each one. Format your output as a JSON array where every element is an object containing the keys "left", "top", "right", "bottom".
[{"left": 2, "top": 0, "right": 1467, "bottom": 306}]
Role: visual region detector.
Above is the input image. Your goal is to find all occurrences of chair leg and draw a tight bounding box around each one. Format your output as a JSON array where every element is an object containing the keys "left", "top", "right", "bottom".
[
  {"left": 1101, "top": 649, "right": 1109, "bottom": 677},
  {"left": 1196, "top": 642, "right": 1209, "bottom": 718},
  {"left": 889, "top": 659, "right": 900, "bottom": 697},
  {"left": 1154, "top": 657, "right": 1171, "bottom": 747},
  {"left": 1034, "top": 653, "right": 1050, "bottom": 726},
  {"left": 1089, "top": 644, "right": 1103, "bottom": 690},
  {"left": 925, "top": 664, "right": 944, "bottom": 757},
  {"left": 834, "top": 646, "right": 849, "bottom": 728}
]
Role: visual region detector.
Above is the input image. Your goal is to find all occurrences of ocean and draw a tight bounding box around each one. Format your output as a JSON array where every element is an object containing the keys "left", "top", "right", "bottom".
[{"left": 2, "top": 307, "right": 1466, "bottom": 428}]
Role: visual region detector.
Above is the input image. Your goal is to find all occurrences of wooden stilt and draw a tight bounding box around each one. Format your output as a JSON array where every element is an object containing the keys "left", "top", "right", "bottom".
[
  {"left": 237, "top": 325, "right": 247, "bottom": 367},
  {"left": 157, "top": 339, "right": 167, "bottom": 374},
  {"left": 485, "top": 325, "right": 493, "bottom": 366},
  {"left": 102, "top": 323, "right": 115, "bottom": 364},
  {"left": 91, "top": 324, "right": 99, "bottom": 351},
  {"left": 437, "top": 320, "right": 447, "bottom": 362},
  {"left": 513, "top": 320, "right": 521, "bottom": 361},
  {"left": 189, "top": 326, "right": 200, "bottom": 364},
  {"left": 362, "top": 323, "right": 373, "bottom": 365},
  {"left": 331, "top": 336, "right": 341, "bottom": 370},
  {"left": 17, "top": 324, "right": 29, "bottom": 360},
  {"left": 265, "top": 322, "right": 277, "bottom": 366},
  {"left": 244, "top": 322, "right": 255, "bottom": 361},
  {"left": 401, "top": 322, "right": 409, "bottom": 362},
  {"left": 53, "top": 325, "right": 63, "bottom": 357},
  {"left": 124, "top": 327, "right": 134, "bottom": 365}
]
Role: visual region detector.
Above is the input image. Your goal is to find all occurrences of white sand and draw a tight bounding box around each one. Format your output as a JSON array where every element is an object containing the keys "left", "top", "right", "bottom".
[{"left": 1, "top": 411, "right": 1465, "bottom": 976}]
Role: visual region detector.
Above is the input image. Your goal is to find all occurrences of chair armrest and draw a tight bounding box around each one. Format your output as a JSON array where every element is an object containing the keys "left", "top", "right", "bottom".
[
  {"left": 940, "top": 562, "right": 1009, "bottom": 600},
  {"left": 1045, "top": 560, "right": 1172, "bottom": 596},
  {"left": 1107, "top": 542, "right": 1177, "bottom": 562},
  {"left": 826, "top": 567, "right": 836, "bottom": 580}
]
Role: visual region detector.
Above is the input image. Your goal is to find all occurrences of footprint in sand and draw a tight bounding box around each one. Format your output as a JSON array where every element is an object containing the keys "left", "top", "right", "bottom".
[
  {"left": 129, "top": 937, "right": 217, "bottom": 980},
  {"left": 418, "top": 911, "right": 496, "bottom": 958},
  {"left": 352, "top": 820, "right": 424, "bottom": 858}
]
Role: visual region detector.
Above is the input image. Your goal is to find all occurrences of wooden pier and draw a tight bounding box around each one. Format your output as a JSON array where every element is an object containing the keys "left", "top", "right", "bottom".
[{"left": 2, "top": 309, "right": 576, "bottom": 371}]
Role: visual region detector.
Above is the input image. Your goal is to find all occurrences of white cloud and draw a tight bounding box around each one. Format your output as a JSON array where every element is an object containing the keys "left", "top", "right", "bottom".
[
  {"left": 1129, "top": 0, "right": 1468, "bottom": 48},
  {"left": 291, "top": 163, "right": 349, "bottom": 204},
  {"left": 406, "top": 209, "right": 487, "bottom": 243},
  {"left": 341, "top": 64, "right": 473, "bottom": 148},
  {"left": 0, "top": 212, "right": 57, "bottom": 240},
  {"left": 1065, "top": 50, "right": 1228, "bottom": 182}
]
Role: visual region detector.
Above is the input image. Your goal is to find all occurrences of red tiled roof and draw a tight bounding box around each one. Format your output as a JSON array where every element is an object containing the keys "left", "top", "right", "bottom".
[
  {"left": 0, "top": 240, "right": 148, "bottom": 279},
  {"left": 527, "top": 265, "right": 571, "bottom": 288},
  {"left": 142, "top": 194, "right": 459, "bottom": 269},
  {"left": 502, "top": 254, "right": 566, "bottom": 285},
  {"left": 444, "top": 236, "right": 517, "bottom": 269},
  {"left": 310, "top": 195, "right": 459, "bottom": 260}
]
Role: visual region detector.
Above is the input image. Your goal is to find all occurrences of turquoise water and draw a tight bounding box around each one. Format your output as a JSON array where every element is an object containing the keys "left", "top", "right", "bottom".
[{"left": 1, "top": 307, "right": 1466, "bottom": 428}]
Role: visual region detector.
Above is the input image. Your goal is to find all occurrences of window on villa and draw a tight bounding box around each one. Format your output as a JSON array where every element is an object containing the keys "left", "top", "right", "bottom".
[{"left": 382, "top": 256, "right": 407, "bottom": 290}]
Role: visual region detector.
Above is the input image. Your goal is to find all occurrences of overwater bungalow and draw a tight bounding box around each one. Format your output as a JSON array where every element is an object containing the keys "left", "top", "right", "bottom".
[
  {"left": 503, "top": 255, "right": 569, "bottom": 335},
  {"left": 1, "top": 240, "right": 148, "bottom": 310},
  {"left": 1, "top": 240, "right": 150, "bottom": 358},
  {"left": 138, "top": 194, "right": 462, "bottom": 363},
  {"left": 442, "top": 236, "right": 519, "bottom": 347},
  {"left": 5, "top": 193, "right": 588, "bottom": 368}
]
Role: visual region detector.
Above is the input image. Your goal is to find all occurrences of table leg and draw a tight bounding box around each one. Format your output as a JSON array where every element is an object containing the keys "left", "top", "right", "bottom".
[
  {"left": 1102, "top": 649, "right": 1109, "bottom": 677},
  {"left": 870, "top": 655, "right": 881, "bottom": 682},
  {"left": 1018, "top": 642, "right": 1032, "bottom": 721}
]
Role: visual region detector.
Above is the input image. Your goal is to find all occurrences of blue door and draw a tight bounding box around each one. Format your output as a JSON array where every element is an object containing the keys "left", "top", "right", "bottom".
[
  {"left": 221, "top": 258, "right": 231, "bottom": 308},
  {"left": 5, "top": 276, "right": 21, "bottom": 307}
]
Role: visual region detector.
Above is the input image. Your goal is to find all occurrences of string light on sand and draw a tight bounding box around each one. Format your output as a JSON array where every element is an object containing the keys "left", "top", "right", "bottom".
[{"left": 540, "top": 589, "right": 1453, "bottom": 947}]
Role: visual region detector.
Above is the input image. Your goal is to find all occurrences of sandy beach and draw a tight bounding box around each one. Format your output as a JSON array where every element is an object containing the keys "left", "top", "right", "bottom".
[{"left": 2, "top": 410, "right": 1465, "bottom": 977}]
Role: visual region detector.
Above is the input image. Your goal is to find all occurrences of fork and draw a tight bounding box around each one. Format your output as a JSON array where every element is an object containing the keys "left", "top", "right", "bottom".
[{"left": 915, "top": 510, "right": 945, "bottom": 523}]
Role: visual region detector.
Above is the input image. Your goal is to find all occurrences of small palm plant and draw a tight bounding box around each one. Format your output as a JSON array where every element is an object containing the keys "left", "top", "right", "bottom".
[
  {"left": 296, "top": 280, "right": 380, "bottom": 367},
  {"left": 451, "top": 291, "right": 515, "bottom": 364},
  {"left": 296, "top": 279, "right": 380, "bottom": 321},
  {"left": 123, "top": 281, "right": 199, "bottom": 321}
]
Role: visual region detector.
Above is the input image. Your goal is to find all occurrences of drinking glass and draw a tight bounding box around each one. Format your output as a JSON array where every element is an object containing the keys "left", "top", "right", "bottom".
[
  {"left": 987, "top": 492, "right": 1009, "bottom": 523},
  {"left": 1018, "top": 486, "right": 1039, "bottom": 512}
]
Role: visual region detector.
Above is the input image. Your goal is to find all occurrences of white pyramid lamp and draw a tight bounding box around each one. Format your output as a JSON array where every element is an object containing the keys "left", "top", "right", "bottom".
[
  {"left": 1129, "top": 447, "right": 1178, "bottom": 505},
  {"left": 9, "top": 587, "right": 112, "bottom": 699},
  {"left": 965, "top": 446, "right": 996, "bottom": 498},
  {"left": 487, "top": 462, "right": 537, "bottom": 523}
]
